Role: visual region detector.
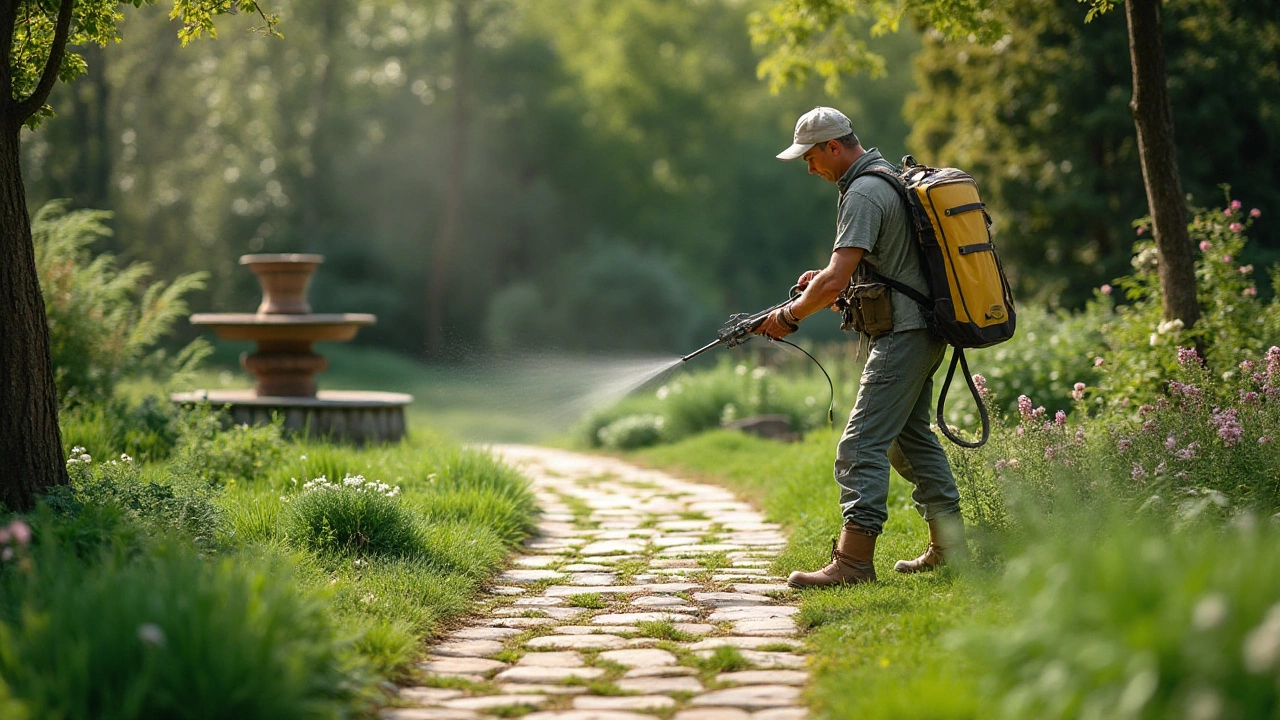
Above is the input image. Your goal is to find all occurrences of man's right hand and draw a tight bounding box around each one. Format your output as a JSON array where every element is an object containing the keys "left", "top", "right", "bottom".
[{"left": 796, "top": 269, "right": 820, "bottom": 290}]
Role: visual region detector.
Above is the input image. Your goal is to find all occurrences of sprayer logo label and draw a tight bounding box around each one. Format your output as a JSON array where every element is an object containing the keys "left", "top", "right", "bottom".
[{"left": 986, "top": 305, "right": 1006, "bottom": 321}]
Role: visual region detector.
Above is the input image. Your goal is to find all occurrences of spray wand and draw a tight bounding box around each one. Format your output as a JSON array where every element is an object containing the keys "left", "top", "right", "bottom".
[{"left": 680, "top": 285, "right": 837, "bottom": 425}]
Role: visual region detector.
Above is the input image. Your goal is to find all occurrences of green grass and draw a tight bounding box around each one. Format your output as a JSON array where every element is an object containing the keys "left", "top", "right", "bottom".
[
  {"left": 567, "top": 593, "right": 607, "bottom": 609},
  {"left": 635, "top": 620, "right": 701, "bottom": 642}
]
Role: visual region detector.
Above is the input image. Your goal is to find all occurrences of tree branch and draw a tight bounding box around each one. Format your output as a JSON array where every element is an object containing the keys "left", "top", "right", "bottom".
[
  {"left": 13, "top": 0, "right": 75, "bottom": 123},
  {"left": 0, "top": 0, "right": 20, "bottom": 104}
]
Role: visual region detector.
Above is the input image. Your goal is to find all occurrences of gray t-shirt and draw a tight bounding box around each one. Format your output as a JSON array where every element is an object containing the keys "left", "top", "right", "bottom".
[{"left": 832, "top": 148, "right": 929, "bottom": 333}]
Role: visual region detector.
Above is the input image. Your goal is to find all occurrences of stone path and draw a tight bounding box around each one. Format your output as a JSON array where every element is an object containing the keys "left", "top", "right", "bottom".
[{"left": 385, "top": 445, "right": 808, "bottom": 720}]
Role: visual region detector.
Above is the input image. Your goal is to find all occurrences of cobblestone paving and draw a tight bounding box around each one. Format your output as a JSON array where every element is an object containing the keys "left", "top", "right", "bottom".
[{"left": 385, "top": 445, "right": 808, "bottom": 720}]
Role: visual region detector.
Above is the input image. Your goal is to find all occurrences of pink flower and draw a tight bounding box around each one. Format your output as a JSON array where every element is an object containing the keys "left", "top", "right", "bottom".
[
  {"left": 1044, "top": 445, "right": 1057, "bottom": 459},
  {"left": 1017, "top": 395, "right": 1033, "bottom": 422},
  {"left": 1100, "top": 284, "right": 1113, "bottom": 295},
  {"left": 1222, "top": 255, "right": 1233, "bottom": 263},
  {"left": 972, "top": 374, "right": 990, "bottom": 400},
  {"left": 1166, "top": 435, "right": 1178, "bottom": 451},
  {"left": 7, "top": 520, "right": 29, "bottom": 546},
  {"left": 1241, "top": 390, "right": 1260, "bottom": 404},
  {"left": 1260, "top": 436, "right": 1272, "bottom": 445},
  {"left": 1075, "top": 428, "right": 1086, "bottom": 445},
  {"left": 1241, "top": 360, "right": 1256, "bottom": 372},
  {"left": 1169, "top": 381, "right": 1202, "bottom": 400},
  {"left": 1267, "top": 346, "right": 1280, "bottom": 379},
  {"left": 1231, "top": 200, "right": 1243, "bottom": 211},
  {"left": 1138, "top": 404, "right": 1155, "bottom": 416},
  {"left": 1055, "top": 410, "right": 1067, "bottom": 426},
  {"left": 1118, "top": 438, "right": 1133, "bottom": 452},
  {"left": 1176, "top": 442, "right": 1200, "bottom": 461},
  {"left": 1239, "top": 265, "right": 1254, "bottom": 275},
  {"left": 1199, "top": 240, "right": 1212, "bottom": 252},
  {"left": 1244, "top": 287, "right": 1258, "bottom": 297},
  {"left": 1212, "top": 408, "right": 1242, "bottom": 447},
  {"left": 1131, "top": 463, "right": 1146, "bottom": 481},
  {"left": 1224, "top": 208, "right": 1233, "bottom": 217},
  {"left": 1142, "top": 419, "right": 1158, "bottom": 435},
  {"left": 1155, "top": 461, "right": 1167, "bottom": 475},
  {"left": 1136, "top": 226, "right": 1146, "bottom": 236},
  {"left": 1250, "top": 208, "right": 1261, "bottom": 218},
  {"left": 1094, "top": 357, "right": 1105, "bottom": 367},
  {"left": 1230, "top": 223, "right": 1243, "bottom": 234},
  {"left": 1070, "top": 382, "right": 1087, "bottom": 401}
]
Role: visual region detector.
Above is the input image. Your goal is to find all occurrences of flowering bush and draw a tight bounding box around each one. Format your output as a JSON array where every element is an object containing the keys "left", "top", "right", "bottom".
[{"left": 281, "top": 474, "right": 417, "bottom": 557}]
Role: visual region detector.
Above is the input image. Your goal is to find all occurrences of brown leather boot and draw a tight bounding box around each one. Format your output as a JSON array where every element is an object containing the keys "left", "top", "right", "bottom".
[
  {"left": 787, "top": 524, "right": 877, "bottom": 588},
  {"left": 894, "top": 514, "right": 967, "bottom": 573}
]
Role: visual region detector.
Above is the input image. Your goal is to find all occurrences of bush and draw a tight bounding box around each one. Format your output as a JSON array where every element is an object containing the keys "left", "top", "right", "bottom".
[
  {"left": 282, "top": 475, "right": 418, "bottom": 557},
  {"left": 597, "top": 414, "right": 666, "bottom": 449},
  {"left": 34, "top": 200, "right": 210, "bottom": 406},
  {"left": 51, "top": 447, "right": 225, "bottom": 549},
  {"left": 0, "top": 536, "right": 365, "bottom": 720},
  {"left": 172, "top": 411, "right": 286, "bottom": 486},
  {"left": 59, "top": 395, "right": 185, "bottom": 463}
]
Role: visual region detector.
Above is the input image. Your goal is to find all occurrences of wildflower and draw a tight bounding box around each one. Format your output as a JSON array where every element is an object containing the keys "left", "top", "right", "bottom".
[
  {"left": 1176, "top": 442, "right": 1201, "bottom": 461},
  {"left": 1241, "top": 391, "right": 1260, "bottom": 404},
  {"left": 735, "top": 364, "right": 747, "bottom": 376},
  {"left": 1223, "top": 255, "right": 1234, "bottom": 264},
  {"left": 972, "top": 374, "right": 989, "bottom": 399},
  {"left": 1155, "top": 461, "right": 1167, "bottom": 475},
  {"left": 300, "top": 454, "right": 307, "bottom": 460},
  {"left": 1042, "top": 421, "right": 1053, "bottom": 432},
  {"left": 1231, "top": 200, "right": 1243, "bottom": 211},
  {"left": 1243, "top": 604, "right": 1280, "bottom": 673},
  {"left": 1177, "top": 346, "right": 1200, "bottom": 366},
  {"left": 1267, "top": 347, "right": 1280, "bottom": 379},
  {"left": 1211, "top": 408, "right": 1242, "bottom": 447},
  {"left": 1070, "top": 382, "right": 1086, "bottom": 401},
  {"left": 1245, "top": 287, "right": 1258, "bottom": 297},
  {"left": 1239, "top": 265, "right": 1254, "bottom": 275},
  {"left": 1118, "top": 438, "right": 1133, "bottom": 452},
  {"left": 1136, "top": 227, "right": 1146, "bottom": 236},
  {"left": 1251, "top": 208, "right": 1262, "bottom": 218},
  {"left": 1074, "top": 428, "right": 1086, "bottom": 445},
  {"left": 1142, "top": 419, "right": 1158, "bottom": 435},
  {"left": 1194, "top": 593, "right": 1229, "bottom": 630},
  {"left": 2, "top": 520, "right": 31, "bottom": 546},
  {"left": 137, "top": 623, "right": 166, "bottom": 647},
  {"left": 1131, "top": 463, "right": 1146, "bottom": 481},
  {"left": 1260, "top": 436, "right": 1272, "bottom": 445},
  {"left": 1230, "top": 223, "right": 1243, "bottom": 234},
  {"left": 1044, "top": 445, "right": 1056, "bottom": 459},
  {"left": 1166, "top": 435, "right": 1178, "bottom": 451},
  {"left": 1169, "top": 381, "right": 1203, "bottom": 400},
  {"left": 1017, "top": 395, "right": 1033, "bottom": 421},
  {"left": 1200, "top": 240, "right": 1212, "bottom": 251},
  {"left": 1137, "top": 404, "right": 1155, "bottom": 417},
  {"left": 751, "top": 367, "right": 768, "bottom": 380},
  {"left": 1100, "top": 284, "right": 1113, "bottom": 295},
  {"left": 120, "top": 453, "right": 132, "bottom": 463},
  {"left": 1157, "top": 318, "right": 1183, "bottom": 334},
  {"left": 1224, "top": 207, "right": 1233, "bottom": 218},
  {"left": 1055, "top": 410, "right": 1067, "bottom": 426}
]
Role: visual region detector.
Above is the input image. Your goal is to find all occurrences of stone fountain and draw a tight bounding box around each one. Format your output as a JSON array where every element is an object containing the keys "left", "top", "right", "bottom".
[{"left": 172, "top": 254, "right": 412, "bottom": 443}]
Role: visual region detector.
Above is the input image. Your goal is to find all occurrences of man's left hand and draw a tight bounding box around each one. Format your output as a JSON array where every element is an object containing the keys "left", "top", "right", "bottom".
[{"left": 754, "top": 309, "right": 798, "bottom": 339}]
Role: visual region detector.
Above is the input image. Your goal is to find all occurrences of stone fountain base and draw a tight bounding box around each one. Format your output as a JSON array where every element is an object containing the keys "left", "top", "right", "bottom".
[{"left": 171, "top": 389, "right": 412, "bottom": 445}]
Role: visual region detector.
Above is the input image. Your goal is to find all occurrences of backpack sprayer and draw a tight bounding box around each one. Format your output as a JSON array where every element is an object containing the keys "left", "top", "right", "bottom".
[{"left": 680, "top": 285, "right": 837, "bottom": 424}]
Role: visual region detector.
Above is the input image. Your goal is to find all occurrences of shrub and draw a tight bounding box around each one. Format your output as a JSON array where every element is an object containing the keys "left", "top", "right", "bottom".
[
  {"left": 33, "top": 200, "right": 210, "bottom": 406},
  {"left": 172, "top": 411, "right": 285, "bottom": 486},
  {"left": 0, "top": 538, "right": 366, "bottom": 720},
  {"left": 282, "top": 475, "right": 418, "bottom": 557},
  {"left": 597, "top": 414, "right": 666, "bottom": 449},
  {"left": 59, "top": 395, "right": 185, "bottom": 463},
  {"left": 52, "top": 447, "right": 225, "bottom": 549}
]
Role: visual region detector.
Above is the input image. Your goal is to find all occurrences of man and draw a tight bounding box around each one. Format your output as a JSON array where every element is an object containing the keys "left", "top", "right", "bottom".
[{"left": 755, "top": 106, "right": 966, "bottom": 589}]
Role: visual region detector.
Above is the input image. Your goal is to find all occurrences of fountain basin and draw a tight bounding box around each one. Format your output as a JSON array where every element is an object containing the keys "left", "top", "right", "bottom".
[
  {"left": 190, "top": 313, "right": 376, "bottom": 343},
  {"left": 172, "top": 389, "right": 412, "bottom": 445}
]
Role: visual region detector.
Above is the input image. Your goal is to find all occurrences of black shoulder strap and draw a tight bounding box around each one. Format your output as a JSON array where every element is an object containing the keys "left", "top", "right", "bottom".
[{"left": 851, "top": 165, "right": 933, "bottom": 311}]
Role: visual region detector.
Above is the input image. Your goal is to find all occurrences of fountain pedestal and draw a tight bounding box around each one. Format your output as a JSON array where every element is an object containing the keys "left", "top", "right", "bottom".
[{"left": 172, "top": 254, "right": 412, "bottom": 444}]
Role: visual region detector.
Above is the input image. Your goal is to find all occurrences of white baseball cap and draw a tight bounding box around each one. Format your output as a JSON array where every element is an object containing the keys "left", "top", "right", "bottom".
[{"left": 776, "top": 107, "right": 854, "bottom": 161}]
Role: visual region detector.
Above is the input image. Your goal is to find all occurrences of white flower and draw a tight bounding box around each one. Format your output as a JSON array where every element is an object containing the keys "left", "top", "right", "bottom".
[
  {"left": 300, "top": 454, "right": 307, "bottom": 460},
  {"left": 1193, "top": 593, "right": 1228, "bottom": 630},
  {"left": 120, "top": 453, "right": 132, "bottom": 463},
  {"left": 137, "top": 623, "right": 166, "bottom": 647},
  {"left": 1157, "top": 318, "right": 1184, "bottom": 335},
  {"left": 1244, "top": 603, "right": 1280, "bottom": 673}
]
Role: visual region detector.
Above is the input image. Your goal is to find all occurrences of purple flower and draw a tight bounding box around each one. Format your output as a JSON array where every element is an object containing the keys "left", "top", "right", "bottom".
[
  {"left": 1071, "top": 382, "right": 1087, "bottom": 401},
  {"left": 1166, "top": 435, "right": 1178, "bottom": 451},
  {"left": 1241, "top": 391, "right": 1260, "bottom": 404},
  {"left": 1044, "top": 445, "right": 1057, "bottom": 459},
  {"left": 1131, "top": 463, "right": 1147, "bottom": 481},
  {"left": 1241, "top": 360, "right": 1256, "bottom": 372},
  {"left": 1155, "top": 461, "right": 1167, "bottom": 475},
  {"left": 1018, "top": 395, "right": 1033, "bottom": 421},
  {"left": 1230, "top": 223, "right": 1243, "bottom": 234},
  {"left": 1100, "top": 284, "right": 1113, "bottom": 295},
  {"left": 1267, "top": 347, "right": 1280, "bottom": 379},
  {"left": 972, "top": 374, "right": 991, "bottom": 400},
  {"left": 1177, "top": 346, "right": 1200, "bottom": 366},
  {"left": 1118, "top": 438, "right": 1133, "bottom": 452},
  {"left": 1250, "top": 208, "right": 1262, "bottom": 218},
  {"left": 1142, "top": 419, "right": 1158, "bottom": 435},
  {"left": 1075, "top": 429, "right": 1086, "bottom": 446},
  {"left": 1169, "top": 381, "right": 1202, "bottom": 400},
  {"left": 1138, "top": 403, "right": 1155, "bottom": 416},
  {"left": 1094, "top": 357, "right": 1105, "bottom": 367},
  {"left": 1055, "top": 410, "right": 1067, "bottom": 426},
  {"left": 1176, "top": 442, "right": 1201, "bottom": 461},
  {"left": 1260, "top": 436, "right": 1272, "bottom": 445},
  {"left": 1212, "top": 408, "right": 1242, "bottom": 447}
]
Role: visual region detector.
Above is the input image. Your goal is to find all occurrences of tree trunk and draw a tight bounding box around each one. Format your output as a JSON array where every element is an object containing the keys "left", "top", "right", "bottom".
[
  {"left": 0, "top": 118, "right": 67, "bottom": 511},
  {"left": 426, "top": 0, "right": 473, "bottom": 355},
  {"left": 1125, "top": 0, "right": 1199, "bottom": 326}
]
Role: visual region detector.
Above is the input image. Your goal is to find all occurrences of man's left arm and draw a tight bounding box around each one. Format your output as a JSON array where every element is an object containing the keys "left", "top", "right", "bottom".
[{"left": 756, "top": 246, "right": 864, "bottom": 338}]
